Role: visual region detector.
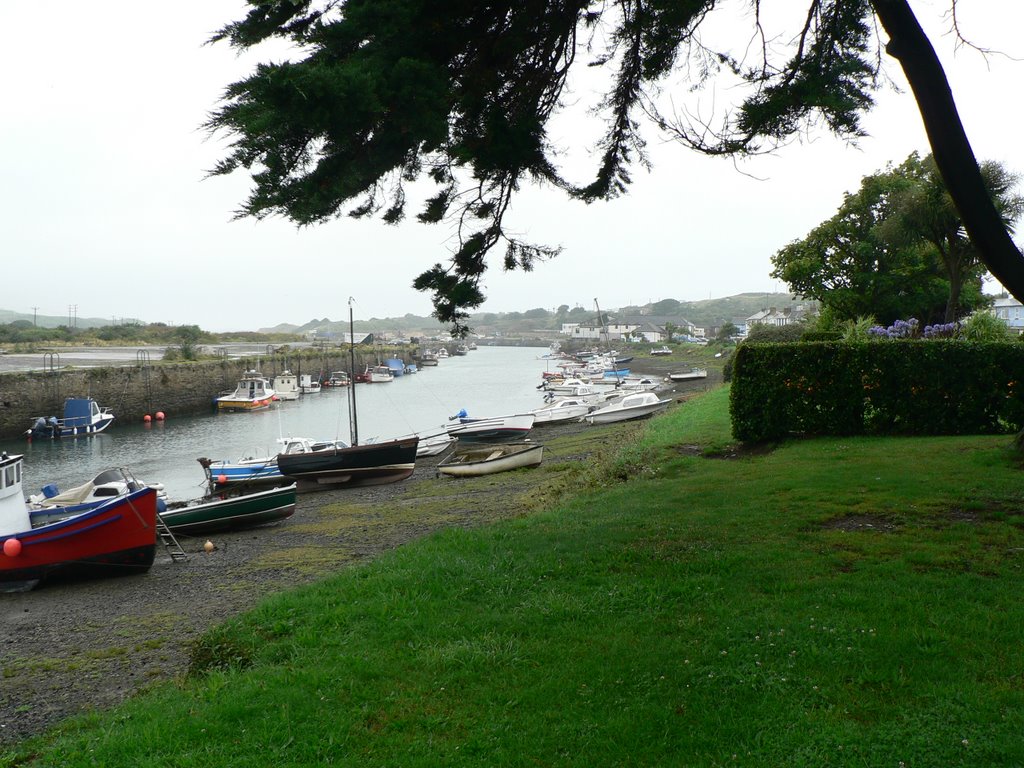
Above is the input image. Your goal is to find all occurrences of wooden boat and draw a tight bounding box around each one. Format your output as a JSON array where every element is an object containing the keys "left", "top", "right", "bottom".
[
  {"left": 276, "top": 436, "right": 419, "bottom": 489},
  {"left": 27, "top": 397, "right": 114, "bottom": 439},
  {"left": 584, "top": 392, "right": 672, "bottom": 424},
  {"left": 0, "top": 452, "right": 158, "bottom": 592},
  {"left": 445, "top": 412, "right": 535, "bottom": 442},
  {"left": 216, "top": 371, "right": 276, "bottom": 411},
  {"left": 272, "top": 370, "right": 300, "bottom": 401},
  {"left": 198, "top": 437, "right": 344, "bottom": 490},
  {"left": 667, "top": 368, "right": 708, "bottom": 382},
  {"left": 437, "top": 442, "right": 544, "bottom": 477},
  {"left": 161, "top": 484, "right": 297, "bottom": 535}
]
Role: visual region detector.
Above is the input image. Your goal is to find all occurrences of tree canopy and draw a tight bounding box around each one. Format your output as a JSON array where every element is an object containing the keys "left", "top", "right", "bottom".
[
  {"left": 208, "top": 0, "right": 1023, "bottom": 332},
  {"left": 771, "top": 152, "right": 1021, "bottom": 325}
]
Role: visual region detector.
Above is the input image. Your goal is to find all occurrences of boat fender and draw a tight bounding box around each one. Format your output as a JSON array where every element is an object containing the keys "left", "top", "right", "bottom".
[
  {"left": 157, "top": 498, "right": 167, "bottom": 513},
  {"left": 448, "top": 408, "right": 468, "bottom": 421}
]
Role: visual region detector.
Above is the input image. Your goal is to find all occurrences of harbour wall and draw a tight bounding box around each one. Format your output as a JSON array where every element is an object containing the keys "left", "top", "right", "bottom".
[{"left": 0, "top": 348, "right": 396, "bottom": 440}]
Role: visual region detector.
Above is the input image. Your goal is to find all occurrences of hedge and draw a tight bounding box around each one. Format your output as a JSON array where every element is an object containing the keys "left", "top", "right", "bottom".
[{"left": 730, "top": 341, "right": 1024, "bottom": 442}]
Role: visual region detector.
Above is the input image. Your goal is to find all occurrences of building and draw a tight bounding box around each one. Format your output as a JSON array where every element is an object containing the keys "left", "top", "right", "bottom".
[{"left": 992, "top": 295, "right": 1024, "bottom": 334}]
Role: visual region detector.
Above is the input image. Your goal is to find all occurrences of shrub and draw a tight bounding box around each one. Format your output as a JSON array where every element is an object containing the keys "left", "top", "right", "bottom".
[{"left": 731, "top": 340, "right": 1024, "bottom": 442}]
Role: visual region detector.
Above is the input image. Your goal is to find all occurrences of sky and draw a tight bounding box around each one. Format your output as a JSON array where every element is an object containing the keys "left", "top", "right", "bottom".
[{"left": 2, "top": 1, "right": 1023, "bottom": 331}]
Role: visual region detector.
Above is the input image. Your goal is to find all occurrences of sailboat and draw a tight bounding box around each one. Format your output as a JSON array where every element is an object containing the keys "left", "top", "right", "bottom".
[{"left": 274, "top": 301, "right": 419, "bottom": 490}]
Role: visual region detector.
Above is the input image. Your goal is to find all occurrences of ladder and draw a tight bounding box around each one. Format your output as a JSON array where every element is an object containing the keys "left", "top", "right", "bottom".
[{"left": 155, "top": 515, "right": 188, "bottom": 562}]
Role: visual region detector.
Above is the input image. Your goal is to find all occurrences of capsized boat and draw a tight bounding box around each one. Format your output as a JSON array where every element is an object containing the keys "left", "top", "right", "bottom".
[
  {"left": 0, "top": 452, "right": 158, "bottom": 592},
  {"left": 584, "top": 392, "right": 672, "bottom": 424},
  {"left": 216, "top": 371, "right": 276, "bottom": 411},
  {"left": 437, "top": 442, "right": 544, "bottom": 477},
  {"left": 161, "top": 484, "right": 297, "bottom": 535},
  {"left": 27, "top": 397, "right": 114, "bottom": 439}
]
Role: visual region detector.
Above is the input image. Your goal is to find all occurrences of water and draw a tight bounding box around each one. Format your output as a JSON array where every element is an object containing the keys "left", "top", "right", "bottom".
[{"left": 0, "top": 346, "right": 556, "bottom": 501}]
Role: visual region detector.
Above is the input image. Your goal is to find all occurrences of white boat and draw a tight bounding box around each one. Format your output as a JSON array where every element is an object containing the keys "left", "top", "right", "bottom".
[
  {"left": 650, "top": 346, "right": 673, "bottom": 356},
  {"left": 415, "top": 432, "right": 457, "bottom": 457},
  {"left": 26, "top": 467, "right": 167, "bottom": 526},
  {"left": 216, "top": 371, "right": 276, "bottom": 411},
  {"left": 667, "top": 368, "right": 708, "bottom": 382},
  {"left": 272, "top": 370, "right": 300, "bottom": 400},
  {"left": 323, "top": 371, "right": 351, "bottom": 387},
  {"left": 27, "top": 397, "right": 115, "bottom": 439},
  {"left": 540, "top": 376, "right": 594, "bottom": 394},
  {"left": 445, "top": 412, "right": 535, "bottom": 442},
  {"left": 584, "top": 392, "right": 672, "bottom": 424},
  {"left": 531, "top": 397, "right": 594, "bottom": 425},
  {"left": 299, "top": 374, "right": 322, "bottom": 394},
  {"left": 437, "top": 442, "right": 543, "bottom": 477},
  {"left": 615, "top": 376, "right": 661, "bottom": 392}
]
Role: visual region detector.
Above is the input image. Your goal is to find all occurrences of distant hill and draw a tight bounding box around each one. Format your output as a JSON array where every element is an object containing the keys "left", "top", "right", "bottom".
[{"left": 0, "top": 309, "right": 121, "bottom": 330}]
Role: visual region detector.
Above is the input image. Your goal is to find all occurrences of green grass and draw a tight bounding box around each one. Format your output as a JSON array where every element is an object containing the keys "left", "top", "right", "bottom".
[{"left": 6, "top": 387, "right": 1024, "bottom": 766}]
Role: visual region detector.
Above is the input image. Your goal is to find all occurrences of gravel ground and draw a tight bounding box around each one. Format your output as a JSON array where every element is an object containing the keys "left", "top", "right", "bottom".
[{"left": 0, "top": 359, "right": 718, "bottom": 746}]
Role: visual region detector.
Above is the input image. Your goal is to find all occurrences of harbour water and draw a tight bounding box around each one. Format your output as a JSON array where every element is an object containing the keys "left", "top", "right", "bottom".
[{"left": 0, "top": 346, "right": 561, "bottom": 501}]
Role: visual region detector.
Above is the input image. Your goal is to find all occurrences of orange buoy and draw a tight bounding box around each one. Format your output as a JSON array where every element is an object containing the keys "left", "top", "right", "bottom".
[
  {"left": 155, "top": 411, "right": 165, "bottom": 421},
  {"left": 3, "top": 538, "right": 22, "bottom": 557},
  {"left": 143, "top": 414, "right": 152, "bottom": 423}
]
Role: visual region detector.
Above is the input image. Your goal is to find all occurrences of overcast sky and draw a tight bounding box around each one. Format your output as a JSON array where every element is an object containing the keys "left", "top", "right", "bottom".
[{"left": 3, "top": 1, "right": 1022, "bottom": 331}]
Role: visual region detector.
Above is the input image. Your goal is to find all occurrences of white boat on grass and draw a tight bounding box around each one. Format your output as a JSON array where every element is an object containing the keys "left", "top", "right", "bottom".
[
  {"left": 667, "top": 368, "right": 708, "bottom": 382},
  {"left": 445, "top": 412, "right": 535, "bottom": 442},
  {"left": 437, "top": 442, "right": 543, "bottom": 477},
  {"left": 531, "top": 397, "right": 594, "bottom": 425},
  {"left": 584, "top": 392, "right": 671, "bottom": 424}
]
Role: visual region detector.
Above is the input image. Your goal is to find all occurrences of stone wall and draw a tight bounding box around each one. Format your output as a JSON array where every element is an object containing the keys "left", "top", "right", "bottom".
[{"left": 0, "top": 349, "right": 390, "bottom": 440}]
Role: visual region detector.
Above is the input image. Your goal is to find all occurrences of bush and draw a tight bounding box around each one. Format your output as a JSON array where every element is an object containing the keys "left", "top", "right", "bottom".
[{"left": 730, "top": 340, "right": 1024, "bottom": 442}]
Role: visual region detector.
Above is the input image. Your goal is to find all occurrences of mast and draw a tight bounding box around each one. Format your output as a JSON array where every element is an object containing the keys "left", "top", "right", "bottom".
[{"left": 348, "top": 298, "right": 358, "bottom": 446}]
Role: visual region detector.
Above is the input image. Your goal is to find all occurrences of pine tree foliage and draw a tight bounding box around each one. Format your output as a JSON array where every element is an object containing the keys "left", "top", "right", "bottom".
[{"left": 207, "top": 0, "right": 1021, "bottom": 332}]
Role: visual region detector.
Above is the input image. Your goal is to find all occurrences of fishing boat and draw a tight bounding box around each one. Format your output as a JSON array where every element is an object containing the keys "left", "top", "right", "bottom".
[
  {"left": 27, "top": 397, "right": 114, "bottom": 439},
  {"left": 418, "top": 351, "right": 439, "bottom": 366},
  {"left": 384, "top": 358, "right": 406, "bottom": 377},
  {"left": 354, "top": 365, "right": 393, "bottom": 383},
  {"left": 322, "top": 371, "right": 350, "bottom": 387},
  {"left": 667, "top": 368, "right": 709, "bottom": 382},
  {"left": 215, "top": 371, "right": 276, "bottom": 411},
  {"left": 160, "top": 484, "right": 297, "bottom": 535},
  {"left": 276, "top": 436, "right": 419, "bottom": 489},
  {"left": 273, "top": 302, "right": 419, "bottom": 489},
  {"left": 272, "top": 370, "right": 300, "bottom": 401},
  {"left": 445, "top": 411, "right": 535, "bottom": 442},
  {"left": 437, "top": 442, "right": 544, "bottom": 477},
  {"left": 299, "top": 374, "right": 322, "bottom": 394},
  {"left": 0, "top": 452, "right": 159, "bottom": 592},
  {"left": 26, "top": 467, "right": 166, "bottom": 527},
  {"left": 584, "top": 392, "right": 672, "bottom": 424},
  {"left": 198, "top": 436, "right": 344, "bottom": 491}
]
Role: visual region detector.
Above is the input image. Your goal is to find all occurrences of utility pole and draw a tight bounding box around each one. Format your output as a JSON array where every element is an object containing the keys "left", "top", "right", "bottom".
[{"left": 31, "top": 306, "right": 38, "bottom": 326}]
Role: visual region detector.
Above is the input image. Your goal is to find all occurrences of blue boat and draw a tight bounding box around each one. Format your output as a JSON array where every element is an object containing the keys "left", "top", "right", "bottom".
[
  {"left": 27, "top": 397, "right": 115, "bottom": 439},
  {"left": 384, "top": 358, "right": 406, "bottom": 377}
]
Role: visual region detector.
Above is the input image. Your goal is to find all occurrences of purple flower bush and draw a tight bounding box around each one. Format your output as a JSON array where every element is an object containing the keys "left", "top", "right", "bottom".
[{"left": 867, "top": 318, "right": 960, "bottom": 340}]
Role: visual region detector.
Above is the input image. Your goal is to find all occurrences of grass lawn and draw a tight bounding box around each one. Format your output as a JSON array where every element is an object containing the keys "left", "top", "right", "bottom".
[{"left": 5, "top": 387, "right": 1024, "bottom": 767}]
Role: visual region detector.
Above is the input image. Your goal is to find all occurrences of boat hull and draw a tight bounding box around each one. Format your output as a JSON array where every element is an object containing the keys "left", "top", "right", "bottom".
[
  {"left": 1, "top": 487, "right": 158, "bottom": 592},
  {"left": 162, "top": 484, "right": 297, "bottom": 535},
  {"left": 438, "top": 443, "right": 544, "bottom": 477},
  {"left": 667, "top": 370, "right": 708, "bottom": 382},
  {"left": 585, "top": 401, "right": 670, "bottom": 424},
  {"left": 446, "top": 414, "right": 535, "bottom": 442},
  {"left": 276, "top": 437, "right": 419, "bottom": 488}
]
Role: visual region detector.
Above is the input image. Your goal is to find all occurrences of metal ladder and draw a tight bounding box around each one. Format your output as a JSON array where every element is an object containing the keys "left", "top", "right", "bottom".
[{"left": 155, "top": 515, "right": 188, "bottom": 562}]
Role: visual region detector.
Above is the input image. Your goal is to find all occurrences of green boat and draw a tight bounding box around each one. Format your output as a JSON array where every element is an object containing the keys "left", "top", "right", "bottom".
[{"left": 160, "top": 484, "right": 297, "bottom": 536}]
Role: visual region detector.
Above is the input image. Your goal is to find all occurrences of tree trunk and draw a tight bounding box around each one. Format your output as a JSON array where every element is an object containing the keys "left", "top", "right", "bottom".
[{"left": 871, "top": 0, "right": 1024, "bottom": 303}]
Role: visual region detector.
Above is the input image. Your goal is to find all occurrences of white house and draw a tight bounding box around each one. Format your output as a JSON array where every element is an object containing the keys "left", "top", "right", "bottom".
[{"left": 992, "top": 295, "right": 1024, "bottom": 334}]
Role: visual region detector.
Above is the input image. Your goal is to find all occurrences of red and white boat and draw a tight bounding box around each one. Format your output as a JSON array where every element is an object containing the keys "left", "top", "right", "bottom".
[{"left": 0, "top": 452, "right": 159, "bottom": 592}]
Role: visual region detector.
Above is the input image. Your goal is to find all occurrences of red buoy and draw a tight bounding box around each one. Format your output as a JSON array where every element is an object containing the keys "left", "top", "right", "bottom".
[
  {"left": 143, "top": 414, "right": 152, "bottom": 423},
  {"left": 3, "top": 538, "right": 22, "bottom": 557},
  {"left": 155, "top": 411, "right": 165, "bottom": 421}
]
